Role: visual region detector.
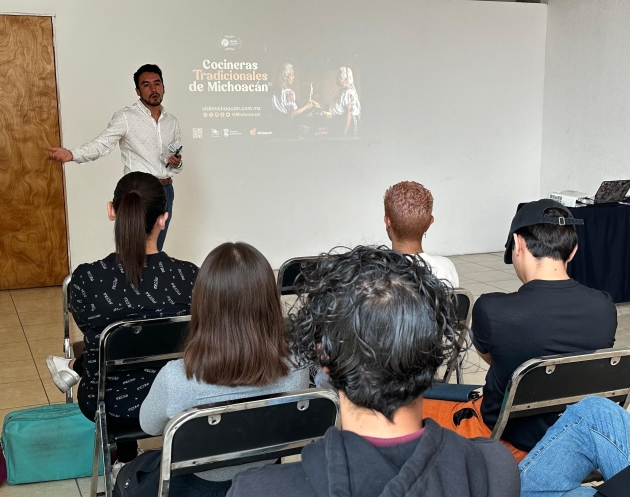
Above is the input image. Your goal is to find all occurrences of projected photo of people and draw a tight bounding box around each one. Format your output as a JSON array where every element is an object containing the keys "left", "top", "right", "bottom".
[
  {"left": 272, "top": 63, "right": 319, "bottom": 117},
  {"left": 328, "top": 66, "right": 361, "bottom": 137},
  {"left": 272, "top": 62, "right": 326, "bottom": 138}
]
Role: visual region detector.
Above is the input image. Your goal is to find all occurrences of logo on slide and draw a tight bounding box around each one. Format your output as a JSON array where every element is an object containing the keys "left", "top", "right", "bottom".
[
  {"left": 219, "top": 35, "right": 241, "bottom": 50},
  {"left": 222, "top": 128, "right": 242, "bottom": 137},
  {"left": 250, "top": 128, "right": 273, "bottom": 136},
  {"left": 210, "top": 128, "right": 220, "bottom": 137}
]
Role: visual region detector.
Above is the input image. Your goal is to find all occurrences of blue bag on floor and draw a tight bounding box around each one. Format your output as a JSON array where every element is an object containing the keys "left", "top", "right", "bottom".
[{"left": 0, "top": 403, "right": 103, "bottom": 484}]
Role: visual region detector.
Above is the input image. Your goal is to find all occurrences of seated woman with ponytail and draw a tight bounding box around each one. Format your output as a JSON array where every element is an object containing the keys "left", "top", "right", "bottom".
[{"left": 46, "top": 172, "right": 198, "bottom": 464}]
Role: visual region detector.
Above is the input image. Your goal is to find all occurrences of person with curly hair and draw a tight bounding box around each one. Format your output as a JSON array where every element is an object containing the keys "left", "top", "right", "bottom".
[
  {"left": 384, "top": 181, "right": 459, "bottom": 287},
  {"left": 226, "top": 246, "right": 520, "bottom": 497}
]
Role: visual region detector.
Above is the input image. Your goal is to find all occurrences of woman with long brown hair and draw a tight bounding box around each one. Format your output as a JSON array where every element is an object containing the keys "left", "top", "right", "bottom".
[
  {"left": 114, "top": 242, "right": 308, "bottom": 497},
  {"left": 46, "top": 172, "right": 197, "bottom": 464}
]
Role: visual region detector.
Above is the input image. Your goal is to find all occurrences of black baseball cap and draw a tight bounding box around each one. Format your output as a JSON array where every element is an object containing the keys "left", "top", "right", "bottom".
[{"left": 504, "top": 199, "right": 584, "bottom": 264}]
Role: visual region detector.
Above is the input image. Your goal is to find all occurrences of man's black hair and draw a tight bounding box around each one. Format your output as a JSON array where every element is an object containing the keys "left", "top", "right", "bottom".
[
  {"left": 288, "top": 245, "right": 464, "bottom": 421},
  {"left": 514, "top": 208, "right": 578, "bottom": 262},
  {"left": 133, "top": 64, "right": 163, "bottom": 89}
]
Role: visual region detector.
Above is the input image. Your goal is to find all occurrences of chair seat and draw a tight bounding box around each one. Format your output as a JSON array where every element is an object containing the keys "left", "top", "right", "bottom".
[{"left": 108, "top": 421, "right": 152, "bottom": 444}]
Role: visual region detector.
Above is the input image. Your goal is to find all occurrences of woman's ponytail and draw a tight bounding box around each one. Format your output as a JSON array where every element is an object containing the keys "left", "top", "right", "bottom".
[{"left": 111, "top": 172, "right": 167, "bottom": 288}]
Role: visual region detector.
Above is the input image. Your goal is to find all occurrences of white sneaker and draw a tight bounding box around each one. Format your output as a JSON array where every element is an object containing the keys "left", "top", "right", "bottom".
[
  {"left": 46, "top": 356, "right": 80, "bottom": 393},
  {"left": 111, "top": 460, "right": 126, "bottom": 487}
]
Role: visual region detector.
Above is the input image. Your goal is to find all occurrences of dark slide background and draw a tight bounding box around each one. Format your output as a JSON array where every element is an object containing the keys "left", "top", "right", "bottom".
[{"left": 187, "top": 2, "right": 368, "bottom": 140}]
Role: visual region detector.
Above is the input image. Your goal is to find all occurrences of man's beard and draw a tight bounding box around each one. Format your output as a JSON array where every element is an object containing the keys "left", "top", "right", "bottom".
[{"left": 142, "top": 95, "right": 162, "bottom": 107}]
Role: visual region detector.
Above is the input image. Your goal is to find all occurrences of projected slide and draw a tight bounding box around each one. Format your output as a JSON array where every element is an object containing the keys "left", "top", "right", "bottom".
[{"left": 188, "top": 35, "right": 362, "bottom": 140}]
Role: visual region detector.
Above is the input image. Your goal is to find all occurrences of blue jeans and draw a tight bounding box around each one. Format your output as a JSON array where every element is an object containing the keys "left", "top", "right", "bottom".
[
  {"left": 519, "top": 397, "right": 630, "bottom": 497},
  {"left": 157, "top": 184, "right": 173, "bottom": 252}
]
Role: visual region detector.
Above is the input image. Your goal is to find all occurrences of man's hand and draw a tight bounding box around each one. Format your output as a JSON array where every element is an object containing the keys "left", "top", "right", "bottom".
[
  {"left": 167, "top": 154, "right": 182, "bottom": 168},
  {"left": 47, "top": 147, "right": 73, "bottom": 163}
]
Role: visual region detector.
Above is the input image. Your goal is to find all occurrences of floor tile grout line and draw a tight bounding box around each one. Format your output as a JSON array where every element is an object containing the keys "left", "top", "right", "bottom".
[{"left": 12, "top": 293, "right": 55, "bottom": 407}]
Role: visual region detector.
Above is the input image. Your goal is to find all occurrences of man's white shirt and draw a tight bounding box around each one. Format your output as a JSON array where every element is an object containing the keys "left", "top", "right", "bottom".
[{"left": 70, "top": 99, "right": 182, "bottom": 178}]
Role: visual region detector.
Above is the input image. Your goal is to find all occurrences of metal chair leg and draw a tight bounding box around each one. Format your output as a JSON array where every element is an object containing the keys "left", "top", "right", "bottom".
[
  {"left": 90, "top": 412, "right": 102, "bottom": 497},
  {"left": 99, "top": 405, "right": 113, "bottom": 497},
  {"left": 63, "top": 337, "right": 73, "bottom": 403},
  {"left": 455, "top": 355, "right": 464, "bottom": 384}
]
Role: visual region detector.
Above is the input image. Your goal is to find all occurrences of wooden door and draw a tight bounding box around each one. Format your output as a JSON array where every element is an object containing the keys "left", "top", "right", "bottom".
[{"left": 0, "top": 15, "right": 69, "bottom": 290}]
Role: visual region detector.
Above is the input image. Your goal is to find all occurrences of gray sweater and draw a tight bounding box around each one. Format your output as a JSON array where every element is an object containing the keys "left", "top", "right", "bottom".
[{"left": 139, "top": 359, "right": 309, "bottom": 481}]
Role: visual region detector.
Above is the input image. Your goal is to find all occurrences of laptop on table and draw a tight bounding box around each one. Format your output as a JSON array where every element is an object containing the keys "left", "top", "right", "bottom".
[{"left": 593, "top": 180, "right": 630, "bottom": 204}]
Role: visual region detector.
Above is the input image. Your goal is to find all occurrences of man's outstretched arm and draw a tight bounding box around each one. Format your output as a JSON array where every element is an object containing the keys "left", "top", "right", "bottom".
[{"left": 47, "top": 110, "right": 127, "bottom": 164}]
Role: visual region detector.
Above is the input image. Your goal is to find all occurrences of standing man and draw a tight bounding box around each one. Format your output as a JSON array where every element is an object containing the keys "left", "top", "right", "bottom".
[{"left": 47, "top": 64, "right": 182, "bottom": 250}]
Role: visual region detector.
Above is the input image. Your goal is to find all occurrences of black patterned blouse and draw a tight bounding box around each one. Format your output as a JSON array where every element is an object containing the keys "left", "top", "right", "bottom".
[{"left": 70, "top": 252, "right": 197, "bottom": 419}]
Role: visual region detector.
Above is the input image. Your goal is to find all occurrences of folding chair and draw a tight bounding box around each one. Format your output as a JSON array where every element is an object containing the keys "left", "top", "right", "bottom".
[
  {"left": 158, "top": 388, "right": 340, "bottom": 497},
  {"left": 491, "top": 347, "right": 630, "bottom": 440},
  {"left": 90, "top": 315, "right": 191, "bottom": 497},
  {"left": 276, "top": 256, "right": 322, "bottom": 296},
  {"left": 440, "top": 288, "right": 473, "bottom": 384}
]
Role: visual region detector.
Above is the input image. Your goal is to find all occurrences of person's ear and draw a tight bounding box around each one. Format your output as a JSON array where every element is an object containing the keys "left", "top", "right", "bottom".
[
  {"left": 107, "top": 202, "right": 116, "bottom": 221},
  {"left": 429, "top": 215, "right": 435, "bottom": 228},
  {"left": 135, "top": 87, "right": 140, "bottom": 97},
  {"left": 513, "top": 233, "right": 522, "bottom": 258},
  {"left": 384, "top": 216, "right": 392, "bottom": 230},
  {"left": 566, "top": 244, "right": 578, "bottom": 264},
  {"left": 157, "top": 212, "right": 169, "bottom": 231}
]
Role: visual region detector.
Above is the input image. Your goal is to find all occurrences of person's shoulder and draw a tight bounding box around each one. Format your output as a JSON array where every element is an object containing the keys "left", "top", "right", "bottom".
[
  {"left": 228, "top": 462, "right": 314, "bottom": 497},
  {"left": 469, "top": 436, "right": 516, "bottom": 461},
  {"left": 114, "top": 104, "right": 136, "bottom": 118},
  {"left": 160, "top": 253, "right": 199, "bottom": 272},
  {"left": 474, "top": 290, "right": 518, "bottom": 308},
  {"left": 572, "top": 281, "right": 614, "bottom": 305},
  {"left": 283, "top": 364, "right": 310, "bottom": 389},
  {"left": 154, "top": 359, "right": 187, "bottom": 389},
  {"left": 469, "top": 437, "right": 520, "bottom": 494},
  {"left": 432, "top": 425, "right": 519, "bottom": 495},
  {"left": 72, "top": 254, "right": 116, "bottom": 279},
  {"left": 158, "top": 105, "right": 179, "bottom": 120},
  {"left": 419, "top": 253, "right": 454, "bottom": 266}
]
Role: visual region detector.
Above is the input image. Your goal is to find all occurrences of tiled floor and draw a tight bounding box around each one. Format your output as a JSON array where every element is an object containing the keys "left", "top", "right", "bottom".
[{"left": 1, "top": 252, "right": 629, "bottom": 495}]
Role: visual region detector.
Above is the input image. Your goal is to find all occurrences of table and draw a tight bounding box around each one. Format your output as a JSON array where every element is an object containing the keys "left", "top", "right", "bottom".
[{"left": 567, "top": 203, "right": 630, "bottom": 303}]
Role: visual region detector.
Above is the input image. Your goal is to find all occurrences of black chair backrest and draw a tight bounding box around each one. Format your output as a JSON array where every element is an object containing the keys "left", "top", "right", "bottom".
[
  {"left": 453, "top": 289, "right": 472, "bottom": 328},
  {"left": 439, "top": 288, "right": 473, "bottom": 384},
  {"left": 491, "top": 348, "right": 630, "bottom": 439},
  {"left": 159, "top": 389, "right": 340, "bottom": 495},
  {"left": 276, "top": 256, "right": 322, "bottom": 296},
  {"left": 99, "top": 315, "right": 191, "bottom": 376}
]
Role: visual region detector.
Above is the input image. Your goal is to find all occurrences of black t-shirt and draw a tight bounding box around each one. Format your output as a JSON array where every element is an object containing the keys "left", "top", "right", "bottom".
[
  {"left": 472, "top": 279, "right": 616, "bottom": 451},
  {"left": 70, "top": 252, "right": 197, "bottom": 419}
]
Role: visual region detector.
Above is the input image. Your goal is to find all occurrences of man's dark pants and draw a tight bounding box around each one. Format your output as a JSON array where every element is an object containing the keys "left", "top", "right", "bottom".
[{"left": 157, "top": 184, "right": 174, "bottom": 251}]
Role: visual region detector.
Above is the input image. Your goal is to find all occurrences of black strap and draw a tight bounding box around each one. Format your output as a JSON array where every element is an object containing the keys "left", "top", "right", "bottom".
[{"left": 542, "top": 216, "right": 584, "bottom": 226}]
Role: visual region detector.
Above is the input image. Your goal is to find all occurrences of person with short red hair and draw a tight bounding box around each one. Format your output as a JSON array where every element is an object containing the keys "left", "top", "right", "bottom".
[{"left": 384, "top": 181, "right": 459, "bottom": 287}]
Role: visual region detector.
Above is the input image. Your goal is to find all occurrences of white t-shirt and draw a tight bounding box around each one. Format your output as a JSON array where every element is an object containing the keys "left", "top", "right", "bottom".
[{"left": 417, "top": 253, "right": 459, "bottom": 288}]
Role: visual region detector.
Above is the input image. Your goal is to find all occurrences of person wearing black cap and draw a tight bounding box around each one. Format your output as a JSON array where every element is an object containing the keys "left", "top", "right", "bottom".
[{"left": 423, "top": 199, "right": 617, "bottom": 461}]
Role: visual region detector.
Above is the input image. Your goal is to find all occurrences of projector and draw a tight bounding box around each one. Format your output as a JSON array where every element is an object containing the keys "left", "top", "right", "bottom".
[{"left": 548, "top": 190, "right": 591, "bottom": 207}]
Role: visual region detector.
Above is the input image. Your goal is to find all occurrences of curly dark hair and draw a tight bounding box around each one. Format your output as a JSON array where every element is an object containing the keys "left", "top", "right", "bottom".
[{"left": 287, "top": 245, "right": 464, "bottom": 421}]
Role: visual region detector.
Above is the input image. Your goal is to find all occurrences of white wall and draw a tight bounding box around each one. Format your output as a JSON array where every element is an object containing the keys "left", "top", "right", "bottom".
[
  {"left": 541, "top": 0, "right": 630, "bottom": 196},
  {"left": 3, "top": 0, "right": 547, "bottom": 269}
]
